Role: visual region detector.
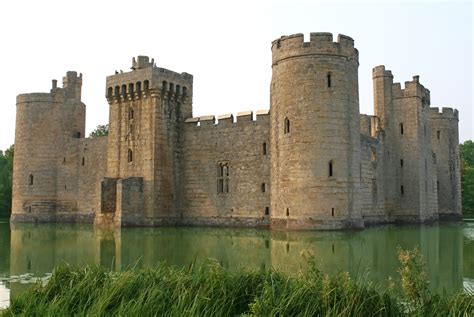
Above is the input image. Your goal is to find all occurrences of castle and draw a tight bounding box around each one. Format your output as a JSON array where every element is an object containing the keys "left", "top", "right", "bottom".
[{"left": 11, "top": 33, "right": 462, "bottom": 229}]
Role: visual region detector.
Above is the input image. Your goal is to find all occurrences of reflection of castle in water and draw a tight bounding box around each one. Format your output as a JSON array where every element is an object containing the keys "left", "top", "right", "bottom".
[{"left": 7, "top": 223, "right": 474, "bottom": 297}]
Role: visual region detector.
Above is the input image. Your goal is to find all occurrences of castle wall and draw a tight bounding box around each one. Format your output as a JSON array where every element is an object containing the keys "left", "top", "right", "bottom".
[
  {"left": 429, "top": 107, "right": 462, "bottom": 218},
  {"left": 11, "top": 36, "right": 462, "bottom": 230},
  {"left": 181, "top": 111, "right": 270, "bottom": 227}
]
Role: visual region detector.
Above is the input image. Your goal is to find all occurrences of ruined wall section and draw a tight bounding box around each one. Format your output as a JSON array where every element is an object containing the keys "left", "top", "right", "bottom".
[
  {"left": 182, "top": 111, "right": 270, "bottom": 227},
  {"left": 429, "top": 107, "right": 462, "bottom": 218},
  {"left": 391, "top": 77, "right": 438, "bottom": 221},
  {"left": 270, "top": 33, "right": 363, "bottom": 229}
]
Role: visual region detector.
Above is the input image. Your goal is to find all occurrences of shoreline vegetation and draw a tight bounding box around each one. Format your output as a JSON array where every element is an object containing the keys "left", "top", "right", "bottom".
[{"left": 1, "top": 249, "right": 473, "bottom": 316}]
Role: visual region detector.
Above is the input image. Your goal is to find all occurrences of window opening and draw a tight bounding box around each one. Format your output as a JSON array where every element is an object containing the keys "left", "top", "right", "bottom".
[
  {"left": 400, "top": 123, "right": 404, "bottom": 135},
  {"left": 128, "top": 149, "right": 133, "bottom": 162},
  {"left": 217, "top": 162, "right": 230, "bottom": 194},
  {"left": 329, "top": 161, "right": 334, "bottom": 177},
  {"left": 284, "top": 117, "right": 290, "bottom": 134},
  {"left": 29, "top": 174, "right": 34, "bottom": 185},
  {"left": 327, "top": 73, "right": 332, "bottom": 88}
]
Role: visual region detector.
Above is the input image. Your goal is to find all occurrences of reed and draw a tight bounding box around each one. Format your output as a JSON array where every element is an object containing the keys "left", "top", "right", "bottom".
[{"left": 1, "top": 249, "right": 473, "bottom": 316}]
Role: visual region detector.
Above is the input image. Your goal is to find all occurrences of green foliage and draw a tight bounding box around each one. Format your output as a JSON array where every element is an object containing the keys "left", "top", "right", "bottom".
[
  {"left": 461, "top": 140, "right": 474, "bottom": 167},
  {"left": 462, "top": 166, "right": 474, "bottom": 214},
  {"left": 0, "top": 145, "right": 13, "bottom": 216},
  {"left": 2, "top": 250, "right": 473, "bottom": 316},
  {"left": 461, "top": 140, "right": 474, "bottom": 214},
  {"left": 89, "top": 124, "right": 109, "bottom": 137}
]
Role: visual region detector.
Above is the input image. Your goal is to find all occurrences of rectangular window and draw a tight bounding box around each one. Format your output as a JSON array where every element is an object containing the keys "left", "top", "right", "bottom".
[
  {"left": 437, "top": 130, "right": 440, "bottom": 140},
  {"left": 217, "top": 162, "right": 230, "bottom": 194},
  {"left": 263, "top": 142, "right": 267, "bottom": 155},
  {"left": 400, "top": 159, "right": 403, "bottom": 167}
]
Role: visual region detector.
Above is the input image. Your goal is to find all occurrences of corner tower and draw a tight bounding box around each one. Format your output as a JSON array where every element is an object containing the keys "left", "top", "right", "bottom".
[
  {"left": 270, "top": 33, "right": 363, "bottom": 229},
  {"left": 429, "top": 107, "right": 462, "bottom": 219},
  {"left": 12, "top": 72, "right": 86, "bottom": 221}
]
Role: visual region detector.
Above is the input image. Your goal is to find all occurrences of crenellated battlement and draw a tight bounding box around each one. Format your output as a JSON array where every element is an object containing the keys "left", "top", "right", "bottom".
[
  {"left": 271, "top": 33, "right": 358, "bottom": 65},
  {"left": 392, "top": 75, "right": 430, "bottom": 105},
  {"left": 372, "top": 65, "right": 393, "bottom": 78},
  {"left": 429, "top": 107, "right": 459, "bottom": 120},
  {"left": 185, "top": 109, "right": 270, "bottom": 128},
  {"left": 105, "top": 56, "right": 193, "bottom": 103}
]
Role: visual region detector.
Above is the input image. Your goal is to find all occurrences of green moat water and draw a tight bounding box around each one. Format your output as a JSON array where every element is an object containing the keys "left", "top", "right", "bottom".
[{"left": 1, "top": 217, "right": 474, "bottom": 308}]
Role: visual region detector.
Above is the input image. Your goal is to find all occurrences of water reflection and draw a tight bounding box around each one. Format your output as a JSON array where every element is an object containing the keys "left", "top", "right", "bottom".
[{"left": 2, "top": 221, "right": 474, "bottom": 302}]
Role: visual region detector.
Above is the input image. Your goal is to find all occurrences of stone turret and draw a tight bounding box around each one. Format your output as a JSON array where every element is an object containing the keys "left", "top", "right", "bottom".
[{"left": 270, "top": 33, "right": 363, "bottom": 229}]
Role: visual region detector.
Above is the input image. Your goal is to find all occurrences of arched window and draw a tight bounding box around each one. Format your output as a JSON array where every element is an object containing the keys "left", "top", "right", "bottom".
[
  {"left": 121, "top": 84, "right": 127, "bottom": 98},
  {"left": 128, "top": 83, "right": 134, "bottom": 95},
  {"left": 327, "top": 73, "right": 332, "bottom": 88},
  {"left": 162, "top": 81, "right": 168, "bottom": 91},
  {"left": 144, "top": 80, "right": 149, "bottom": 91},
  {"left": 128, "top": 108, "right": 134, "bottom": 120},
  {"left": 329, "top": 160, "right": 334, "bottom": 177},
  {"left": 107, "top": 87, "right": 113, "bottom": 98},
  {"left": 169, "top": 83, "right": 174, "bottom": 93},
  {"left": 114, "top": 86, "right": 120, "bottom": 97},
  {"left": 284, "top": 117, "right": 290, "bottom": 134},
  {"left": 400, "top": 123, "right": 404, "bottom": 135},
  {"left": 128, "top": 149, "right": 133, "bottom": 163},
  {"left": 136, "top": 82, "right": 142, "bottom": 96},
  {"left": 176, "top": 85, "right": 181, "bottom": 95},
  {"left": 29, "top": 174, "right": 34, "bottom": 185}
]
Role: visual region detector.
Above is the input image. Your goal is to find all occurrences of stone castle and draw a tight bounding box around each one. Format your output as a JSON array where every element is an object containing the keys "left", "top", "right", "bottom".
[{"left": 11, "top": 32, "right": 462, "bottom": 229}]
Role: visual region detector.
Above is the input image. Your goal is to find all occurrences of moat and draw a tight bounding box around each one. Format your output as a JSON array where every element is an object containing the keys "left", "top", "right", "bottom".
[{"left": 1, "top": 217, "right": 474, "bottom": 308}]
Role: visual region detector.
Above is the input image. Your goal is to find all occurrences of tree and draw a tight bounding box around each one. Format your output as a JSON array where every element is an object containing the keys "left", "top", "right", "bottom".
[
  {"left": 460, "top": 140, "right": 474, "bottom": 167},
  {"left": 461, "top": 140, "right": 474, "bottom": 214},
  {"left": 89, "top": 124, "right": 109, "bottom": 137},
  {"left": 0, "top": 145, "right": 14, "bottom": 216}
]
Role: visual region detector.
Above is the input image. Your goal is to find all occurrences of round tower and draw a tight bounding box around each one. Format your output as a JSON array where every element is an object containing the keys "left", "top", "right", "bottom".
[
  {"left": 11, "top": 72, "right": 85, "bottom": 222},
  {"left": 270, "top": 33, "right": 363, "bottom": 229}
]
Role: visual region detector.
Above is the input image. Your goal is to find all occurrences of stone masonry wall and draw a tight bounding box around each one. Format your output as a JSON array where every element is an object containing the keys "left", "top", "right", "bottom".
[{"left": 181, "top": 111, "right": 270, "bottom": 227}]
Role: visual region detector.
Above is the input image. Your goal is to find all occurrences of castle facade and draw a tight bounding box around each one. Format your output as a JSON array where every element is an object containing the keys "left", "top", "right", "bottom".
[{"left": 11, "top": 33, "right": 462, "bottom": 229}]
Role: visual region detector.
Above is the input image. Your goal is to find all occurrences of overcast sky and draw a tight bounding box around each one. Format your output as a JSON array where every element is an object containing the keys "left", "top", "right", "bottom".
[{"left": 0, "top": 0, "right": 472, "bottom": 151}]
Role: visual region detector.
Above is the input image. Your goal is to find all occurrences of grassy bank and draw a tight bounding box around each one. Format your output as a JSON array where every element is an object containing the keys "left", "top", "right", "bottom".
[{"left": 2, "top": 249, "right": 473, "bottom": 316}]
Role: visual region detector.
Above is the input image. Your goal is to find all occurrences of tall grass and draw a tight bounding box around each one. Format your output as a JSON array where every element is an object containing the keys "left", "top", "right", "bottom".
[{"left": 2, "top": 249, "right": 473, "bottom": 316}]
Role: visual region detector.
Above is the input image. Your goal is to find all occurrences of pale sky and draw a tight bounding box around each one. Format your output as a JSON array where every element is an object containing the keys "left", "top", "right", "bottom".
[{"left": 0, "top": 0, "right": 472, "bottom": 151}]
